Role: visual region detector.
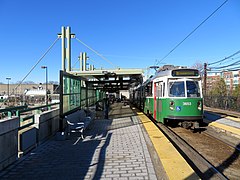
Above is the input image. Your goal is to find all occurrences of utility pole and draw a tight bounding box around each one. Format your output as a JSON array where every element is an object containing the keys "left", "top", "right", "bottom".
[
  {"left": 204, "top": 63, "right": 207, "bottom": 96},
  {"left": 41, "top": 66, "right": 48, "bottom": 106}
]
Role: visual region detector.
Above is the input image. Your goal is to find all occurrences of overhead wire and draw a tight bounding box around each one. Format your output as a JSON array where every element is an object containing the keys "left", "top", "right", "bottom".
[
  {"left": 225, "top": 66, "right": 240, "bottom": 71},
  {"left": 215, "top": 56, "right": 240, "bottom": 66},
  {"left": 72, "top": 57, "right": 104, "bottom": 70},
  {"left": 75, "top": 37, "right": 118, "bottom": 68},
  {"left": 156, "top": 0, "right": 229, "bottom": 65},
  {"left": 12, "top": 37, "right": 60, "bottom": 94},
  {"left": 210, "top": 60, "right": 240, "bottom": 69},
  {"left": 208, "top": 49, "right": 240, "bottom": 66},
  {"left": 208, "top": 53, "right": 240, "bottom": 72},
  {"left": 87, "top": 57, "right": 105, "bottom": 68}
]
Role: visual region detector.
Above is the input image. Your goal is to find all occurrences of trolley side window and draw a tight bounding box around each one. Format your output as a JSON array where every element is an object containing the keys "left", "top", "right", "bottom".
[
  {"left": 157, "top": 83, "right": 162, "bottom": 97},
  {"left": 186, "top": 81, "right": 201, "bottom": 97},
  {"left": 163, "top": 83, "right": 165, "bottom": 97},
  {"left": 157, "top": 82, "right": 164, "bottom": 97},
  {"left": 145, "top": 82, "right": 152, "bottom": 96},
  {"left": 169, "top": 81, "right": 185, "bottom": 97}
]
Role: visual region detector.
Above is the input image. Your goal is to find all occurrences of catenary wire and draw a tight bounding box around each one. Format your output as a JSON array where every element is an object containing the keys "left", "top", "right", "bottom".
[
  {"left": 215, "top": 56, "right": 240, "bottom": 66},
  {"left": 156, "top": 0, "right": 229, "bottom": 65},
  {"left": 210, "top": 59, "right": 240, "bottom": 70},
  {"left": 72, "top": 57, "right": 104, "bottom": 70},
  {"left": 208, "top": 49, "right": 240, "bottom": 66},
  {"left": 75, "top": 37, "right": 117, "bottom": 68},
  {"left": 12, "top": 37, "right": 60, "bottom": 94}
]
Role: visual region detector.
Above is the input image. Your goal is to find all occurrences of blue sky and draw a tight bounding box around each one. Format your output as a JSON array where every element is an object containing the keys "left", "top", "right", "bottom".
[{"left": 0, "top": 0, "right": 239, "bottom": 84}]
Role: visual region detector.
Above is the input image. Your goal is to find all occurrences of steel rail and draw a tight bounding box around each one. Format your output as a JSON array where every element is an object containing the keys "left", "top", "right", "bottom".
[
  {"left": 156, "top": 122, "right": 228, "bottom": 180},
  {"left": 203, "top": 130, "right": 240, "bottom": 152}
]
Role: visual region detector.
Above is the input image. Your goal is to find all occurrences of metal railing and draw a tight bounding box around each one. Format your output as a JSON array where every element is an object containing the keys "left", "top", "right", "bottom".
[
  {"left": 0, "top": 105, "right": 28, "bottom": 119},
  {"left": 0, "top": 103, "right": 60, "bottom": 129},
  {"left": 204, "top": 96, "right": 240, "bottom": 112}
]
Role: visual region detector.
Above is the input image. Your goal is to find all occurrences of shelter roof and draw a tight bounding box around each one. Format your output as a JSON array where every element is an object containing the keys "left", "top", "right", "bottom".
[{"left": 70, "top": 68, "right": 143, "bottom": 92}]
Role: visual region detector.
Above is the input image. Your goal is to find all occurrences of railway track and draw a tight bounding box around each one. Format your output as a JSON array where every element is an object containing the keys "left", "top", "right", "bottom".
[
  {"left": 155, "top": 122, "right": 233, "bottom": 179},
  {"left": 204, "top": 129, "right": 240, "bottom": 152}
]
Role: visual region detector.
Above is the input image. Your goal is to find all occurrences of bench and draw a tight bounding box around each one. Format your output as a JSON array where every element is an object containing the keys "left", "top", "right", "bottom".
[{"left": 65, "top": 109, "right": 95, "bottom": 139}]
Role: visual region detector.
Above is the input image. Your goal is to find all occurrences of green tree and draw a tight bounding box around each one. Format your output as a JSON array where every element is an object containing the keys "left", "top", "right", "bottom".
[
  {"left": 209, "top": 78, "right": 227, "bottom": 96},
  {"left": 233, "top": 84, "right": 240, "bottom": 97}
]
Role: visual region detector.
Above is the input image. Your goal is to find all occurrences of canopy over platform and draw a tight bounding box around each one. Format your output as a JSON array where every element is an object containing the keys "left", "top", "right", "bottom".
[{"left": 70, "top": 68, "right": 144, "bottom": 93}]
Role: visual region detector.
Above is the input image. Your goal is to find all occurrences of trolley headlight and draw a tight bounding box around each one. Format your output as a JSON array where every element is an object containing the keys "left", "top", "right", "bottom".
[
  {"left": 169, "top": 101, "right": 174, "bottom": 111},
  {"left": 197, "top": 100, "right": 202, "bottom": 111}
]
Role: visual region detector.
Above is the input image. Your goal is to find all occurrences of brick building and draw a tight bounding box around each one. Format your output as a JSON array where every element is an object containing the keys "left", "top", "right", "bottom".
[{"left": 205, "top": 70, "right": 240, "bottom": 94}]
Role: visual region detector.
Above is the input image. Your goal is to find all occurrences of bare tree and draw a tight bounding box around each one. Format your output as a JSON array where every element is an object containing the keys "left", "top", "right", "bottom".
[
  {"left": 191, "top": 61, "right": 204, "bottom": 76},
  {"left": 191, "top": 61, "right": 203, "bottom": 70}
]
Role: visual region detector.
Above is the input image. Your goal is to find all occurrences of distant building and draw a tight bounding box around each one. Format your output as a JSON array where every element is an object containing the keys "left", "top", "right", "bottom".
[
  {"left": 222, "top": 71, "right": 240, "bottom": 94},
  {"left": 206, "top": 72, "right": 221, "bottom": 91},
  {"left": 0, "top": 83, "right": 59, "bottom": 96},
  {"left": 205, "top": 70, "right": 240, "bottom": 94},
  {"left": 0, "top": 83, "right": 59, "bottom": 105}
]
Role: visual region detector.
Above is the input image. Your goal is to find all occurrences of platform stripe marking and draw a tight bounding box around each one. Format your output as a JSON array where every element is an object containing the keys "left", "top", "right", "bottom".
[
  {"left": 225, "top": 116, "right": 240, "bottom": 122},
  {"left": 137, "top": 112, "right": 199, "bottom": 180},
  {"left": 207, "top": 121, "right": 240, "bottom": 135}
]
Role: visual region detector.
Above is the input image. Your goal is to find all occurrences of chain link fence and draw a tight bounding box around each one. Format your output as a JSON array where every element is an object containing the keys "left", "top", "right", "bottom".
[{"left": 204, "top": 96, "right": 240, "bottom": 112}]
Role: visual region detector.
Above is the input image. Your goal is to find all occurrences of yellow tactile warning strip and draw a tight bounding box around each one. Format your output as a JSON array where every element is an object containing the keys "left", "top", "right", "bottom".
[
  {"left": 137, "top": 112, "right": 199, "bottom": 180},
  {"left": 225, "top": 116, "right": 240, "bottom": 123},
  {"left": 205, "top": 119, "right": 240, "bottom": 136}
]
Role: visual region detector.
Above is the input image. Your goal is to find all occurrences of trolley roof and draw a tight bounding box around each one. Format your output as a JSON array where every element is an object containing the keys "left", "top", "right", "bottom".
[{"left": 143, "top": 65, "right": 200, "bottom": 84}]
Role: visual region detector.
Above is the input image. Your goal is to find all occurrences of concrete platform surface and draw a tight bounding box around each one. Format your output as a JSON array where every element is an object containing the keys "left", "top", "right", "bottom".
[
  {"left": 0, "top": 103, "right": 161, "bottom": 180},
  {"left": 204, "top": 107, "right": 240, "bottom": 138}
]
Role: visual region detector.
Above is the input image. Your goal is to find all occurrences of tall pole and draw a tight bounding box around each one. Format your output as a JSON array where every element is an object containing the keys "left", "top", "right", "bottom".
[
  {"left": 41, "top": 66, "right": 48, "bottom": 106},
  {"left": 6, "top": 77, "right": 11, "bottom": 105},
  {"left": 83, "top": 52, "right": 87, "bottom": 71},
  {"left": 79, "top": 52, "right": 83, "bottom": 71},
  {"left": 204, "top": 63, "right": 207, "bottom": 96},
  {"left": 61, "top": 27, "right": 66, "bottom": 71},
  {"left": 58, "top": 26, "right": 75, "bottom": 72},
  {"left": 46, "top": 67, "right": 48, "bottom": 106},
  {"left": 66, "top": 27, "right": 71, "bottom": 72}
]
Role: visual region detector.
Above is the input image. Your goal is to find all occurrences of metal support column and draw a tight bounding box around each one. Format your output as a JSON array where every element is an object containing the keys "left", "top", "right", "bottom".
[
  {"left": 59, "top": 26, "right": 75, "bottom": 72},
  {"left": 79, "top": 52, "right": 83, "bottom": 71},
  {"left": 83, "top": 52, "right": 87, "bottom": 71},
  {"left": 66, "top": 27, "right": 71, "bottom": 72},
  {"left": 61, "top": 27, "right": 66, "bottom": 71},
  {"left": 86, "top": 82, "right": 89, "bottom": 108}
]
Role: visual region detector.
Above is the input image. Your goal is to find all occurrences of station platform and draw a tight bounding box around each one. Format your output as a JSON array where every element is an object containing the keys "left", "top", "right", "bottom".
[
  {"left": 0, "top": 103, "right": 158, "bottom": 179},
  {"left": 0, "top": 102, "right": 201, "bottom": 180},
  {"left": 1, "top": 103, "right": 239, "bottom": 179},
  {"left": 204, "top": 106, "right": 240, "bottom": 139}
]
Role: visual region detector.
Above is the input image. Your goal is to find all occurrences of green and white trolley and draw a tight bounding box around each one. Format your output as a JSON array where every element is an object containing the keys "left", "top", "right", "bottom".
[{"left": 130, "top": 65, "right": 203, "bottom": 129}]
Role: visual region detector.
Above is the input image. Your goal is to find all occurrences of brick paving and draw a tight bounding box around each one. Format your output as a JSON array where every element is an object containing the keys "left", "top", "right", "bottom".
[{"left": 0, "top": 104, "right": 159, "bottom": 180}]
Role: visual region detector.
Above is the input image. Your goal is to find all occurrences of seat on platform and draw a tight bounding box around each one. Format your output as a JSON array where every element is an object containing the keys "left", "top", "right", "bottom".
[{"left": 65, "top": 109, "right": 95, "bottom": 139}]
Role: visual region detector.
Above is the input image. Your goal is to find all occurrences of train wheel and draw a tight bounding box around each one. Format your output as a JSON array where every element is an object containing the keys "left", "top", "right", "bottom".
[
  {"left": 163, "top": 118, "right": 169, "bottom": 125},
  {"left": 146, "top": 110, "right": 150, "bottom": 116}
]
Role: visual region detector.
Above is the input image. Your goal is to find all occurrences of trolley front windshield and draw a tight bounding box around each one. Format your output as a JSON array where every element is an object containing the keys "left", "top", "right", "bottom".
[{"left": 168, "top": 80, "right": 201, "bottom": 97}]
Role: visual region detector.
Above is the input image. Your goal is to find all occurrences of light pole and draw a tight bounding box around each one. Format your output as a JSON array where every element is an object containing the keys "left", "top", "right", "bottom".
[
  {"left": 6, "top": 77, "right": 11, "bottom": 106},
  {"left": 41, "top": 66, "right": 48, "bottom": 106},
  {"left": 6, "top": 77, "right": 11, "bottom": 97}
]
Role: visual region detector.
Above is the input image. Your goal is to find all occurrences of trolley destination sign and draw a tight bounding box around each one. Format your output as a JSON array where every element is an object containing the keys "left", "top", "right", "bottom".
[{"left": 172, "top": 69, "right": 199, "bottom": 77}]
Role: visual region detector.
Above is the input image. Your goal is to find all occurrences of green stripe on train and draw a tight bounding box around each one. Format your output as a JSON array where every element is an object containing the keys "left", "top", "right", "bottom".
[{"left": 144, "top": 97, "right": 203, "bottom": 123}]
